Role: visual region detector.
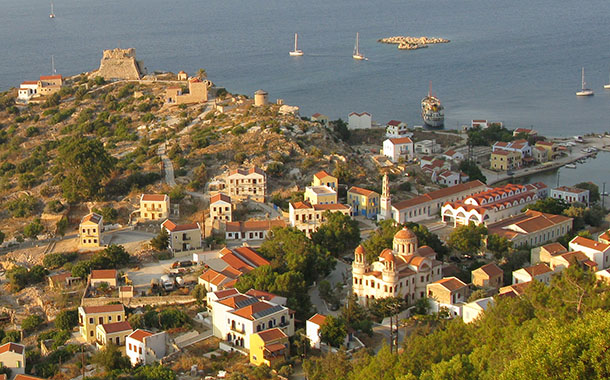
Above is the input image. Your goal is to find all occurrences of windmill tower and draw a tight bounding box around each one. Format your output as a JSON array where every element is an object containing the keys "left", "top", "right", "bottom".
[{"left": 378, "top": 172, "right": 392, "bottom": 221}]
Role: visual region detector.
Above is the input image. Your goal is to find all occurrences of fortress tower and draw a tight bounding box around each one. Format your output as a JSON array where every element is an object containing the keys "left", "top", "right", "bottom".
[{"left": 93, "top": 48, "right": 145, "bottom": 81}]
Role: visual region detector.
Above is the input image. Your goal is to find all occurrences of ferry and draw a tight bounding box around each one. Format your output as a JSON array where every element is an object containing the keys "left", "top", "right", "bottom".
[{"left": 421, "top": 82, "right": 444, "bottom": 128}]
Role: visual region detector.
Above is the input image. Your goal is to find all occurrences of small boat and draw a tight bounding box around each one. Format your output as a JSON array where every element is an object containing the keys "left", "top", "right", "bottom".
[
  {"left": 353, "top": 32, "right": 366, "bottom": 60},
  {"left": 565, "top": 164, "right": 576, "bottom": 169},
  {"left": 49, "top": 1, "right": 55, "bottom": 18},
  {"left": 604, "top": 70, "right": 610, "bottom": 89},
  {"left": 289, "top": 33, "right": 303, "bottom": 56},
  {"left": 576, "top": 67, "right": 593, "bottom": 96}
]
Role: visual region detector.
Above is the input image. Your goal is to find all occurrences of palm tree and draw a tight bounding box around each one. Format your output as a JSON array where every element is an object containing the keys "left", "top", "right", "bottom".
[{"left": 197, "top": 68, "right": 207, "bottom": 80}]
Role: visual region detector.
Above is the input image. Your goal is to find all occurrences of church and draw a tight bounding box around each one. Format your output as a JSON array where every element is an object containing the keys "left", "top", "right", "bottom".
[{"left": 352, "top": 226, "right": 443, "bottom": 305}]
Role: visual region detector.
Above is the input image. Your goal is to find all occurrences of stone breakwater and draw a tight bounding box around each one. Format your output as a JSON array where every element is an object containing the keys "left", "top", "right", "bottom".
[{"left": 378, "top": 36, "right": 450, "bottom": 50}]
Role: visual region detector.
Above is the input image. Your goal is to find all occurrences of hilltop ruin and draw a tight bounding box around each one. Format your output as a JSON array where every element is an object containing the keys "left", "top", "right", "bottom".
[{"left": 92, "top": 48, "right": 146, "bottom": 80}]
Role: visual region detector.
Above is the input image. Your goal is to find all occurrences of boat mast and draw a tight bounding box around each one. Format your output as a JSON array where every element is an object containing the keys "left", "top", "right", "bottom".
[
  {"left": 355, "top": 33, "right": 359, "bottom": 54},
  {"left": 294, "top": 33, "right": 298, "bottom": 51},
  {"left": 582, "top": 67, "right": 585, "bottom": 90},
  {"left": 428, "top": 81, "right": 432, "bottom": 97},
  {"left": 51, "top": 55, "right": 56, "bottom": 74}
]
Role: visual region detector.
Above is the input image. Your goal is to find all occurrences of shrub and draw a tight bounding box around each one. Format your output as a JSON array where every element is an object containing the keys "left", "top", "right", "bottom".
[
  {"left": 43, "top": 252, "right": 78, "bottom": 269},
  {"left": 22, "top": 315, "right": 44, "bottom": 334},
  {"left": 23, "top": 218, "right": 44, "bottom": 239}
]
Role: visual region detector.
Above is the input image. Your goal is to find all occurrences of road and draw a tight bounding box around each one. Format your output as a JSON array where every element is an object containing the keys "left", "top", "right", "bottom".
[{"left": 308, "top": 260, "right": 350, "bottom": 316}]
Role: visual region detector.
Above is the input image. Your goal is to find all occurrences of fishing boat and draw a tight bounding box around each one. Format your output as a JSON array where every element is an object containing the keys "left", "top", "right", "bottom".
[
  {"left": 576, "top": 67, "right": 593, "bottom": 96},
  {"left": 565, "top": 164, "right": 576, "bottom": 169},
  {"left": 49, "top": 1, "right": 55, "bottom": 18},
  {"left": 289, "top": 33, "right": 303, "bottom": 56},
  {"left": 604, "top": 70, "right": 610, "bottom": 89},
  {"left": 352, "top": 32, "right": 365, "bottom": 60}
]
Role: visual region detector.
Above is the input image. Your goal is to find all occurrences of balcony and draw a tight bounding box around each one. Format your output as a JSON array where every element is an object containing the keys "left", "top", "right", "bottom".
[{"left": 230, "top": 326, "right": 245, "bottom": 334}]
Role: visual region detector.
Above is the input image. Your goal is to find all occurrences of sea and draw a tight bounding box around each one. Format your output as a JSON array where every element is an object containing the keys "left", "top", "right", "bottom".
[{"left": 1, "top": 0, "right": 610, "bottom": 136}]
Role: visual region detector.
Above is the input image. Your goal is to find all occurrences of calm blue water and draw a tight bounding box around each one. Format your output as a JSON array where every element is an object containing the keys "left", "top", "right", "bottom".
[{"left": 2, "top": 0, "right": 610, "bottom": 135}]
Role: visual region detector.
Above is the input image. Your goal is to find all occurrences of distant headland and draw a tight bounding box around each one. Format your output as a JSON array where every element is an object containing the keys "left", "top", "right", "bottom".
[{"left": 378, "top": 36, "right": 450, "bottom": 50}]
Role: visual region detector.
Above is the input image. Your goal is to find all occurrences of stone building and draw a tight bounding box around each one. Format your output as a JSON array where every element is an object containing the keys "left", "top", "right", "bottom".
[
  {"left": 94, "top": 48, "right": 144, "bottom": 80},
  {"left": 165, "top": 78, "right": 209, "bottom": 105},
  {"left": 352, "top": 227, "right": 443, "bottom": 305}
]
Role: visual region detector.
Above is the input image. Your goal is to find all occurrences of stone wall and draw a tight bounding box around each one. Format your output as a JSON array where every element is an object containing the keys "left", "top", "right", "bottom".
[
  {"left": 80, "top": 295, "right": 195, "bottom": 307},
  {"left": 93, "top": 48, "right": 144, "bottom": 80}
]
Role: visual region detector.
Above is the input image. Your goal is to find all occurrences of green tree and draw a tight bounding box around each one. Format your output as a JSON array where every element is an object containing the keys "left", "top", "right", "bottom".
[
  {"left": 575, "top": 182, "right": 600, "bottom": 203},
  {"left": 21, "top": 315, "right": 44, "bottom": 334},
  {"left": 311, "top": 211, "right": 361, "bottom": 257},
  {"left": 92, "top": 343, "right": 130, "bottom": 371},
  {"left": 330, "top": 118, "right": 350, "bottom": 141},
  {"left": 55, "top": 309, "right": 78, "bottom": 331},
  {"left": 486, "top": 234, "right": 513, "bottom": 258},
  {"left": 458, "top": 160, "right": 487, "bottom": 183},
  {"left": 447, "top": 222, "right": 488, "bottom": 254},
  {"left": 368, "top": 297, "right": 406, "bottom": 319},
  {"left": 319, "top": 315, "right": 347, "bottom": 348},
  {"left": 191, "top": 284, "right": 207, "bottom": 304},
  {"left": 135, "top": 363, "right": 177, "bottom": 380},
  {"left": 467, "top": 289, "right": 489, "bottom": 303},
  {"left": 303, "top": 349, "right": 352, "bottom": 380},
  {"left": 6, "top": 266, "right": 30, "bottom": 291},
  {"left": 150, "top": 229, "right": 169, "bottom": 251},
  {"left": 100, "top": 244, "right": 130, "bottom": 268},
  {"left": 197, "top": 68, "right": 207, "bottom": 80},
  {"left": 23, "top": 218, "right": 44, "bottom": 239},
  {"left": 332, "top": 161, "right": 354, "bottom": 184},
  {"left": 523, "top": 197, "right": 568, "bottom": 215},
  {"left": 404, "top": 223, "right": 449, "bottom": 259},
  {"left": 57, "top": 136, "right": 116, "bottom": 202},
  {"left": 361, "top": 220, "right": 401, "bottom": 263},
  {"left": 341, "top": 294, "right": 373, "bottom": 336},
  {"left": 71, "top": 260, "right": 93, "bottom": 278}
]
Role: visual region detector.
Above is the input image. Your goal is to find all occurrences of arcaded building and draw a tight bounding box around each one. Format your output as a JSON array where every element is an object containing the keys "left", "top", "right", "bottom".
[{"left": 352, "top": 227, "right": 443, "bottom": 305}]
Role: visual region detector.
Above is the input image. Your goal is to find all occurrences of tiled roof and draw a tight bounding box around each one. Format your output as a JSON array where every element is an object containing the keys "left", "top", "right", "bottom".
[
  {"left": 541, "top": 242, "right": 567, "bottom": 255},
  {"left": 265, "top": 342, "right": 287, "bottom": 352},
  {"left": 308, "top": 313, "right": 327, "bottom": 326},
  {"left": 91, "top": 269, "right": 117, "bottom": 280},
  {"left": 40, "top": 74, "right": 62, "bottom": 80},
  {"left": 387, "top": 120, "right": 402, "bottom": 126},
  {"left": 292, "top": 201, "right": 313, "bottom": 209},
  {"left": 257, "top": 327, "right": 287, "bottom": 342},
  {"left": 211, "top": 193, "right": 232, "bottom": 204},
  {"left": 349, "top": 112, "right": 371, "bottom": 116},
  {"left": 212, "top": 288, "right": 239, "bottom": 299},
  {"left": 161, "top": 219, "right": 199, "bottom": 232},
  {"left": 348, "top": 186, "right": 378, "bottom": 197},
  {"left": 312, "top": 203, "right": 351, "bottom": 211},
  {"left": 82, "top": 304, "right": 124, "bottom": 314},
  {"left": 128, "top": 329, "right": 154, "bottom": 343},
  {"left": 571, "top": 236, "right": 610, "bottom": 251},
  {"left": 553, "top": 186, "right": 587, "bottom": 194},
  {"left": 430, "top": 277, "right": 467, "bottom": 292},
  {"left": 217, "top": 294, "right": 253, "bottom": 308},
  {"left": 388, "top": 137, "right": 413, "bottom": 144},
  {"left": 141, "top": 194, "right": 168, "bottom": 202},
  {"left": 522, "top": 263, "right": 552, "bottom": 277},
  {"left": 233, "top": 246, "right": 269, "bottom": 267},
  {"left": 313, "top": 170, "right": 333, "bottom": 180},
  {"left": 474, "top": 263, "right": 503, "bottom": 278},
  {"left": 228, "top": 166, "right": 265, "bottom": 177},
  {"left": 120, "top": 286, "right": 133, "bottom": 292},
  {"left": 0, "top": 342, "right": 24, "bottom": 355},
  {"left": 231, "top": 301, "right": 276, "bottom": 320},
  {"left": 393, "top": 180, "right": 486, "bottom": 210},
  {"left": 100, "top": 321, "right": 132, "bottom": 334}
]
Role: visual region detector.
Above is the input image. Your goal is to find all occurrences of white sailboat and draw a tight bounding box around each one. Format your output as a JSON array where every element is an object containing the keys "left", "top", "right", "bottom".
[
  {"left": 49, "top": 1, "right": 55, "bottom": 18},
  {"left": 604, "top": 70, "right": 610, "bottom": 89},
  {"left": 576, "top": 67, "right": 594, "bottom": 96},
  {"left": 289, "top": 33, "right": 303, "bottom": 56},
  {"left": 352, "top": 32, "right": 365, "bottom": 60}
]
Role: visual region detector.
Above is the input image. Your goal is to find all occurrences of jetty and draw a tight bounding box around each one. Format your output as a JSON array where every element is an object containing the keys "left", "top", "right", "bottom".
[{"left": 378, "top": 36, "right": 450, "bottom": 50}]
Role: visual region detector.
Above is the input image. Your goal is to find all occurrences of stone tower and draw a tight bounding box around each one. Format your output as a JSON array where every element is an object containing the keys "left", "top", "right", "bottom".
[
  {"left": 393, "top": 227, "right": 418, "bottom": 255},
  {"left": 379, "top": 173, "right": 392, "bottom": 221}
]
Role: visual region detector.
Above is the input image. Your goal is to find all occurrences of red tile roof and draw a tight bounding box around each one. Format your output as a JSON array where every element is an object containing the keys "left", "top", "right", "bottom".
[
  {"left": 554, "top": 186, "right": 587, "bottom": 194},
  {"left": 257, "top": 328, "right": 287, "bottom": 342},
  {"left": 40, "top": 74, "right": 62, "bottom": 80},
  {"left": 245, "top": 289, "right": 282, "bottom": 302},
  {"left": 308, "top": 313, "right": 327, "bottom": 326},
  {"left": 161, "top": 219, "right": 200, "bottom": 232},
  {"left": 393, "top": 180, "right": 486, "bottom": 210},
  {"left": 541, "top": 242, "right": 567, "bottom": 255},
  {"left": 313, "top": 170, "right": 333, "bottom": 180},
  {"left": 233, "top": 246, "right": 269, "bottom": 267},
  {"left": 211, "top": 193, "right": 232, "bottom": 204},
  {"left": 522, "top": 263, "right": 552, "bottom": 277},
  {"left": 312, "top": 204, "right": 350, "bottom": 211},
  {"left": 474, "top": 263, "right": 503, "bottom": 278},
  {"left": 231, "top": 301, "right": 275, "bottom": 320},
  {"left": 91, "top": 269, "right": 117, "bottom": 280},
  {"left": 81, "top": 212, "right": 102, "bottom": 224},
  {"left": 100, "top": 321, "right": 132, "bottom": 334},
  {"left": 141, "top": 194, "right": 168, "bottom": 202},
  {"left": 82, "top": 304, "right": 124, "bottom": 314},
  {"left": 128, "top": 329, "right": 154, "bottom": 343},
  {"left": 387, "top": 120, "right": 402, "bottom": 126},
  {"left": 571, "top": 236, "right": 610, "bottom": 251},
  {"left": 14, "top": 376, "right": 47, "bottom": 380},
  {"left": 212, "top": 288, "right": 239, "bottom": 299},
  {"left": 430, "top": 277, "right": 467, "bottom": 292},
  {"left": 348, "top": 186, "right": 378, "bottom": 197},
  {"left": 388, "top": 137, "right": 413, "bottom": 144},
  {"left": 0, "top": 342, "right": 24, "bottom": 355}
]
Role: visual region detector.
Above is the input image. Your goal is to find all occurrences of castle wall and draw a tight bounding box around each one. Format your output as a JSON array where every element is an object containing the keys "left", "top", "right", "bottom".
[{"left": 94, "top": 48, "right": 143, "bottom": 80}]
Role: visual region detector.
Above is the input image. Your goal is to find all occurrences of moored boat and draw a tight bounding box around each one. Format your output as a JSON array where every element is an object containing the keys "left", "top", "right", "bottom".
[{"left": 421, "top": 82, "right": 444, "bottom": 127}]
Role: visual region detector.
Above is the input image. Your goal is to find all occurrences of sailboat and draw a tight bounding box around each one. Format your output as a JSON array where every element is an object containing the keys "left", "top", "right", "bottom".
[
  {"left": 576, "top": 67, "right": 594, "bottom": 96},
  {"left": 289, "top": 33, "right": 303, "bottom": 56},
  {"left": 49, "top": 1, "right": 55, "bottom": 18},
  {"left": 604, "top": 70, "right": 610, "bottom": 89},
  {"left": 352, "top": 32, "right": 365, "bottom": 60}
]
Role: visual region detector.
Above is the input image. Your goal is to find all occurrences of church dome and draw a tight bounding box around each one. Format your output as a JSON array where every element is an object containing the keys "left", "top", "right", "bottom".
[
  {"left": 394, "top": 227, "right": 416, "bottom": 240},
  {"left": 380, "top": 248, "right": 395, "bottom": 263},
  {"left": 355, "top": 245, "right": 365, "bottom": 255}
]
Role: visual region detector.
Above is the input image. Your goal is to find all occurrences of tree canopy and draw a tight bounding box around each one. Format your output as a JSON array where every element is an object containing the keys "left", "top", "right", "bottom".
[
  {"left": 311, "top": 211, "right": 361, "bottom": 257},
  {"left": 447, "top": 222, "right": 488, "bottom": 254},
  {"left": 575, "top": 182, "right": 600, "bottom": 203}
]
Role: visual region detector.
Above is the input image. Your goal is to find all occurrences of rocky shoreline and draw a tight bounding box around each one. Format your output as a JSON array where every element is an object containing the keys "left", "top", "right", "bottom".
[{"left": 378, "top": 36, "right": 450, "bottom": 50}]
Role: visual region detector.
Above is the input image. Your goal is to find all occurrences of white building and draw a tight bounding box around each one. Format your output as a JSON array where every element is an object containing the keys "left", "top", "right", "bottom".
[
  {"left": 126, "top": 329, "right": 167, "bottom": 367},
  {"left": 462, "top": 297, "right": 494, "bottom": 324},
  {"left": 210, "top": 193, "right": 233, "bottom": 222},
  {"left": 569, "top": 236, "right": 610, "bottom": 269},
  {"left": 550, "top": 186, "right": 589, "bottom": 206},
  {"left": 289, "top": 201, "right": 352, "bottom": 237},
  {"left": 225, "top": 166, "right": 267, "bottom": 202},
  {"left": 225, "top": 219, "right": 286, "bottom": 242},
  {"left": 442, "top": 150, "right": 464, "bottom": 161},
  {"left": 392, "top": 180, "right": 488, "bottom": 224},
  {"left": 512, "top": 263, "right": 553, "bottom": 285},
  {"left": 415, "top": 140, "right": 442, "bottom": 155},
  {"left": 383, "top": 137, "right": 414, "bottom": 163},
  {"left": 492, "top": 140, "right": 532, "bottom": 158},
  {"left": 348, "top": 112, "right": 372, "bottom": 129},
  {"left": 486, "top": 210, "right": 573, "bottom": 249},
  {"left": 385, "top": 120, "right": 411, "bottom": 138},
  {"left": 436, "top": 171, "right": 462, "bottom": 186},
  {"left": 306, "top": 313, "right": 326, "bottom": 349},
  {"left": 0, "top": 342, "right": 25, "bottom": 377},
  {"left": 441, "top": 183, "right": 540, "bottom": 227},
  {"left": 208, "top": 290, "right": 295, "bottom": 350},
  {"left": 352, "top": 227, "right": 443, "bottom": 305},
  {"left": 426, "top": 277, "right": 469, "bottom": 317}
]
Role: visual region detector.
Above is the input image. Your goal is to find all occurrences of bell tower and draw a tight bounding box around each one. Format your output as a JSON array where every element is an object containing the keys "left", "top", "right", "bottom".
[
  {"left": 379, "top": 172, "right": 392, "bottom": 221},
  {"left": 353, "top": 245, "right": 368, "bottom": 276}
]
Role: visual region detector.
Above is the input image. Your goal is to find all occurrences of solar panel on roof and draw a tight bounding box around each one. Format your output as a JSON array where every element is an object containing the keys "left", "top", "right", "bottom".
[
  {"left": 253, "top": 304, "right": 284, "bottom": 319},
  {"left": 235, "top": 297, "right": 258, "bottom": 309}
]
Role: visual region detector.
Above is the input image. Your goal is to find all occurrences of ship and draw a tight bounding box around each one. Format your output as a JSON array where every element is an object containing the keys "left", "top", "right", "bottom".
[{"left": 421, "top": 82, "right": 444, "bottom": 128}]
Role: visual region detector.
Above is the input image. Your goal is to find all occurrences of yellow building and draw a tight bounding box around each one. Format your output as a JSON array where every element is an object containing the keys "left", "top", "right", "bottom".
[
  {"left": 95, "top": 321, "right": 133, "bottom": 348},
  {"left": 79, "top": 213, "right": 103, "bottom": 248},
  {"left": 139, "top": 194, "right": 170, "bottom": 221},
  {"left": 490, "top": 149, "right": 521, "bottom": 171},
  {"left": 312, "top": 170, "right": 337, "bottom": 190},
  {"left": 304, "top": 186, "right": 337, "bottom": 205},
  {"left": 78, "top": 304, "right": 126, "bottom": 343},
  {"left": 165, "top": 78, "right": 208, "bottom": 105},
  {"left": 249, "top": 328, "right": 289, "bottom": 367},
  {"left": 535, "top": 141, "right": 559, "bottom": 160},
  {"left": 347, "top": 187, "right": 380, "bottom": 218},
  {"left": 161, "top": 220, "right": 202, "bottom": 252}
]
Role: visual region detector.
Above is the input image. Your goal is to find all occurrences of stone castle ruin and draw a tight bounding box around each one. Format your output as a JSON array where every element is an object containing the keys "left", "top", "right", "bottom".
[{"left": 92, "top": 48, "right": 146, "bottom": 80}]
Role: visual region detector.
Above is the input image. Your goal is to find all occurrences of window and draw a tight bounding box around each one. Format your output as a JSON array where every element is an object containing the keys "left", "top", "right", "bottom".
[
  {"left": 117, "top": 315, "right": 121, "bottom": 321},
  {"left": 89, "top": 317, "right": 93, "bottom": 324},
  {"left": 108, "top": 316, "right": 112, "bottom": 322}
]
